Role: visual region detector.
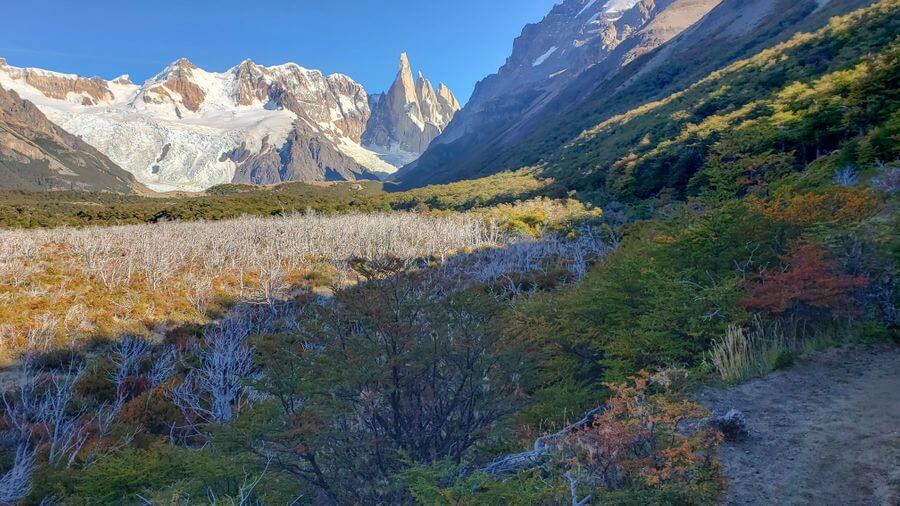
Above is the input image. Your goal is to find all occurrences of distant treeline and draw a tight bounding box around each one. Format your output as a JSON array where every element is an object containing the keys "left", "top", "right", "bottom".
[{"left": 0, "top": 171, "right": 547, "bottom": 229}]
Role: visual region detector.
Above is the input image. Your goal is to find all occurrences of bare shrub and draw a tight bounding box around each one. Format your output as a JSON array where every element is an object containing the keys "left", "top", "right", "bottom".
[
  {"left": 24, "top": 314, "right": 60, "bottom": 355},
  {"left": 171, "top": 315, "right": 259, "bottom": 427},
  {"left": 0, "top": 212, "right": 511, "bottom": 348},
  {"left": 0, "top": 444, "right": 36, "bottom": 504},
  {"left": 3, "top": 361, "right": 89, "bottom": 468}
]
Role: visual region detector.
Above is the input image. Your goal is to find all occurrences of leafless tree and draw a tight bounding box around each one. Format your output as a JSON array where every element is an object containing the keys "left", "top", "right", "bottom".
[
  {"left": 0, "top": 444, "right": 36, "bottom": 504},
  {"left": 834, "top": 164, "right": 858, "bottom": 186},
  {"left": 3, "top": 361, "right": 89, "bottom": 468},
  {"left": 172, "top": 316, "right": 259, "bottom": 427},
  {"left": 149, "top": 344, "right": 178, "bottom": 387}
]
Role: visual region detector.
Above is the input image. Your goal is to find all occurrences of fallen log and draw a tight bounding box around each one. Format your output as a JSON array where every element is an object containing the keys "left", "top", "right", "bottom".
[
  {"left": 478, "top": 404, "right": 608, "bottom": 477},
  {"left": 478, "top": 405, "right": 748, "bottom": 477}
]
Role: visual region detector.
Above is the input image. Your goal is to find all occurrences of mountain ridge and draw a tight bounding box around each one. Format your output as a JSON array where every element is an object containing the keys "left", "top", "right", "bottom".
[
  {"left": 0, "top": 54, "right": 458, "bottom": 192},
  {"left": 0, "top": 84, "right": 138, "bottom": 192},
  {"left": 363, "top": 53, "right": 461, "bottom": 167},
  {"left": 394, "top": 0, "right": 875, "bottom": 189}
]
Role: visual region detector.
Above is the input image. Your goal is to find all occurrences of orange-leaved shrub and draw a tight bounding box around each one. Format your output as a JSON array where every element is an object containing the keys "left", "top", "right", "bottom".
[
  {"left": 748, "top": 187, "right": 880, "bottom": 226},
  {"left": 742, "top": 243, "right": 868, "bottom": 316},
  {"left": 564, "top": 372, "right": 719, "bottom": 491}
]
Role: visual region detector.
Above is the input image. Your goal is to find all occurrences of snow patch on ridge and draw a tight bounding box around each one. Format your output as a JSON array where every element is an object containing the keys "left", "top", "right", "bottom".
[
  {"left": 533, "top": 46, "right": 558, "bottom": 67},
  {"left": 603, "top": 0, "right": 641, "bottom": 13},
  {"left": 577, "top": 0, "right": 599, "bottom": 17}
]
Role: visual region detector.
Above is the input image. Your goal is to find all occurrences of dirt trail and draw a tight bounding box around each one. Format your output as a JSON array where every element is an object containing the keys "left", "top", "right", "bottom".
[{"left": 694, "top": 345, "right": 900, "bottom": 505}]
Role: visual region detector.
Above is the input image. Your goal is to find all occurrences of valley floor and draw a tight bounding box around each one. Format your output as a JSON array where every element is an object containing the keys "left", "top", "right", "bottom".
[{"left": 695, "top": 346, "right": 900, "bottom": 505}]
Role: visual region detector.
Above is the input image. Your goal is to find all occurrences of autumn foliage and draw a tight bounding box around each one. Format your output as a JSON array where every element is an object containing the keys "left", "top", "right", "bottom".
[
  {"left": 749, "top": 188, "right": 880, "bottom": 226},
  {"left": 565, "top": 372, "right": 719, "bottom": 490},
  {"left": 742, "top": 243, "right": 868, "bottom": 316}
]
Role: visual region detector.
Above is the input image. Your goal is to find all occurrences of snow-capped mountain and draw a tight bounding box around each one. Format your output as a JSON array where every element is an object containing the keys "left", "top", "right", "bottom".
[
  {"left": 0, "top": 55, "right": 458, "bottom": 191},
  {"left": 363, "top": 54, "right": 461, "bottom": 166}
]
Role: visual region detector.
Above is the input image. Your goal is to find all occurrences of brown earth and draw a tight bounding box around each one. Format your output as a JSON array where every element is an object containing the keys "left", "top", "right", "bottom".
[{"left": 694, "top": 345, "right": 900, "bottom": 505}]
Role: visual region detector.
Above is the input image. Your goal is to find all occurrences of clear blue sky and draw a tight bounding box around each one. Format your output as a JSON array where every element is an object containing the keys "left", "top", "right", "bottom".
[{"left": 0, "top": 0, "right": 560, "bottom": 103}]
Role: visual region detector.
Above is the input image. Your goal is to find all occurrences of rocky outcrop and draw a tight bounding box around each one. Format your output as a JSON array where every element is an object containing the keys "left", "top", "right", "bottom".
[
  {"left": 231, "top": 122, "right": 379, "bottom": 184},
  {"left": 0, "top": 58, "right": 113, "bottom": 106},
  {"left": 0, "top": 84, "right": 136, "bottom": 192},
  {"left": 363, "top": 53, "right": 460, "bottom": 157}
]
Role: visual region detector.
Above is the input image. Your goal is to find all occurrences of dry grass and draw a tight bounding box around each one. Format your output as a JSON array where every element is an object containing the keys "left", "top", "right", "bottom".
[
  {"left": 708, "top": 319, "right": 792, "bottom": 384},
  {"left": 0, "top": 212, "right": 505, "bottom": 361}
]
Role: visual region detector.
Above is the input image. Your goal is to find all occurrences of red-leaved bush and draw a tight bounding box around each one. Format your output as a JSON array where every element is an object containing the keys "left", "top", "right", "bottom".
[{"left": 742, "top": 243, "right": 868, "bottom": 316}]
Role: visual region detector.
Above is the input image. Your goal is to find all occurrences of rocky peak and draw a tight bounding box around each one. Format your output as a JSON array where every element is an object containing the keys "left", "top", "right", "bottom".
[
  {"left": 436, "top": 83, "right": 461, "bottom": 125},
  {"left": 391, "top": 52, "right": 420, "bottom": 112},
  {"left": 172, "top": 57, "right": 197, "bottom": 72},
  {"left": 399, "top": 53, "right": 412, "bottom": 74},
  {"left": 362, "top": 53, "right": 460, "bottom": 156},
  {"left": 497, "top": 0, "right": 659, "bottom": 85},
  {"left": 416, "top": 73, "right": 440, "bottom": 123},
  {"left": 232, "top": 59, "right": 269, "bottom": 106},
  {"left": 112, "top": 75, "right": 132, "bottom": 85},
  {"left": 257, "top": 62, "right": 371, "bottom": 142},
  {"left": 142, "top": 58, "right": 207, "bottom": 113}
]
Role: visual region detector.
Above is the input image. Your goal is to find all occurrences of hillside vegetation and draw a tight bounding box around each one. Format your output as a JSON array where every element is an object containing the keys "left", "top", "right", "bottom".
[
  {"left": 547, "top": 0, "right": 898, "bottom": 202},
  {"left": 0, "top": 2, "right": 896, "bottom": 504}
]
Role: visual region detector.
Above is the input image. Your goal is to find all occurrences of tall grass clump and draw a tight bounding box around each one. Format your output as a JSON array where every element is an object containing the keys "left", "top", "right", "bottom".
[{"left": 708, "top": 319, "right": 794, "bottom": 383}]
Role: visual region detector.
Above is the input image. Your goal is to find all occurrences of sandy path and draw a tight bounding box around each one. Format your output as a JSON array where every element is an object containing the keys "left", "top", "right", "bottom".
[{"left": 694, "top": 346, "right": 900, "bottom": 505}]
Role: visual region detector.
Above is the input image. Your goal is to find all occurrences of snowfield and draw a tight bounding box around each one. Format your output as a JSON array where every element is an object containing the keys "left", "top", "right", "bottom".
[
  {"left": 46, "top": 105, "right": 297, "bottom": 192},
  {"left": 0, "top": 59, "right": 405, "bottom": 191}
]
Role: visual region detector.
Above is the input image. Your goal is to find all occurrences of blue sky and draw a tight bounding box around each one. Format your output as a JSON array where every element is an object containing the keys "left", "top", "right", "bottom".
[{"left": 0, "top": 0, "right": 560, "bottom": 103}]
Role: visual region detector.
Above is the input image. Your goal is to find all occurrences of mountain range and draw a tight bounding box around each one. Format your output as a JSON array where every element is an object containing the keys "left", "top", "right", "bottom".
[
  {"left": 0, "top": 54, "right": 459, "bottom": 191},
  {"left": 395, "top": 0, "right": 874, "bottom": 189},
  {"left": 0, "top": 0, "right": 880, "bottom": 194}
]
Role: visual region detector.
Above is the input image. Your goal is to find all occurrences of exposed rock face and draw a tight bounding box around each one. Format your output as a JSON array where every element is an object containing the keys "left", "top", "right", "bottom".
[
  {"left": 142, "top": 58, "right": 206, "bottom": 113},
  {"left": 394, "top": 0, "right": 722, "bottom": 187},
  {"left": 363, "top": 53, "right": 460, "bottom": 160},
  {"left": 233, "top": 60, "right": 270, "bottom": 106},
  {"left": 231, "top": 122, "right": 378, "bottom": 185},
  {"left": 0, "top": 58, "right": 113, "bottom": 106},
  {"left": 397, "top": 0, "right": 873, "bottom": 189},
  {"left": 260, "top": 63, "right": 371, "bottom": 142},
  {"left": 436, "top": 83, "right": 461, "bottom": 125},
  {"left": 0, "top": 84, "right": 136, "bottom": 192}
]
